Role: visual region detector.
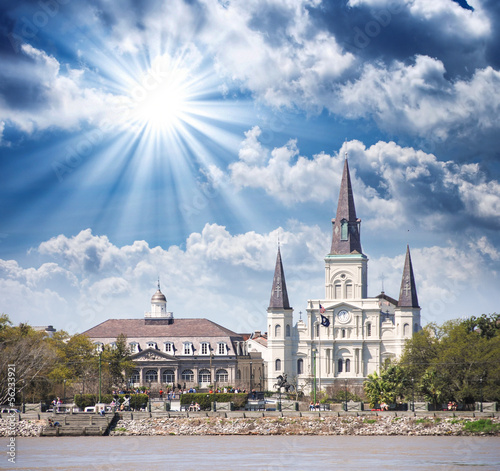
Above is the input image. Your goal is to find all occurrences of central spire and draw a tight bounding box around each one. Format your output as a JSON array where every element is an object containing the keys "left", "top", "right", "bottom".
[
  {"left": 330, "top": 156, "right": 362, "bottom": 255},
  {"left": 269, "top": 245, "right": 291, "bottom": 309}
]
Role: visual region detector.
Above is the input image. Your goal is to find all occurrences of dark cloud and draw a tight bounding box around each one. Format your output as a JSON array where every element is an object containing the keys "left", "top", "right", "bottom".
[{"left": 309, "top": 1, "right": 493, "bottom": 79}]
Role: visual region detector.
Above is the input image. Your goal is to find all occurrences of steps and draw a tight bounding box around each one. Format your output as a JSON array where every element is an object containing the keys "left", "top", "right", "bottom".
[{"left": 40, "top": 413, "right": 118, "bottom": 437}]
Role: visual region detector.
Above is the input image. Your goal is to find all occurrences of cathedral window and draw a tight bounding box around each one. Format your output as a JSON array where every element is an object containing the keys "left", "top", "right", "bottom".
[
  {"left": 414, "top": 323, "right": 419, "bottom": 333},
  {"left": 237, "top": 369, "right": 241, "bottom": 380},
  {"left": 345, "top": 358, "right": 351, "bottom": 373},
  {"left": 342, "top": 329, "right": 346, "bottom": 338},
  {"left": 286, "top": 324, "right": 291, "bottom": 337},
  {"left": 366, "top": 323, "right": 372, "bottom": 337},
  {"left": 199, "top": 369, "right": 211, "bottom": 383},
  {"left": 337, "top": 358, "right": 343, "bottom": 373},
  {"left": 345, "top": 282, "right": 353, "bottom": 298},
  {"left": 162, "top": 369, "right": 175, "bottom": 383},
  {"left": 334, "top": 283, "right": 342, "bottom": 299},
  {"left": 275, "top": 359, "right": 281, "bottom": 371},
  {"left": 200, "top": 342, "right": 210, "bottom": 355},
  {"left": 217, "top": 342, "right": 227, "bottom": 355},
  {"left": 341, "top": 219, "right": 348, "bottom": 240},
  {"left": 181, "top": 369, "right": 194, "bottom": 382},
  {"left": 403, "top": 323, "right": 410, "bottom": 337},
  {"left": 275, "top": 324, "right": 282, "bottom": 338},
  {"left": 315, "top": 323, "right": 320, "bottom": 337},
  {"left": 297, "top": 359, "right": 304, "bottom": 374},
  {"left": 216, "top": 369, "right": 229, "bottom": 382},
  {"left": 145, "top": 369, "right": 158, "bottom": 383}
]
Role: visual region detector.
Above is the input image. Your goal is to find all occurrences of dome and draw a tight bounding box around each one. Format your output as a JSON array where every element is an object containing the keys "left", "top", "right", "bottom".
[{"left": 151, "top": 289, "right": 166, "bottom": 303}]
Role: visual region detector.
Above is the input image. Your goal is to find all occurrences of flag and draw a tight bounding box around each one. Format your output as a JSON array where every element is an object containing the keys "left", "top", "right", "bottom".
[
  {"left": 319, "top": 304, "right": 326, "bottom": 314},
  {"left": 321, "top": 314, "right": 330, "bottom": 327}
]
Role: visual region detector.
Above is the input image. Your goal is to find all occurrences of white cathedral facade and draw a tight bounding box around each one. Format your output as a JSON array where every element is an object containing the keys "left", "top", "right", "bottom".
[{"left": 250, "top": 157, "right": 421, "bottom": 395}]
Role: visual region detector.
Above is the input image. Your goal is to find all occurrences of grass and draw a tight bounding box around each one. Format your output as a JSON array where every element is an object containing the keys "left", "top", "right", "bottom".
[
  {"left": 363, "top": 419, "right": 377, "bottom": 424},
  {"left": 463, "top": 419, "right": 500, "bottom": 434}
]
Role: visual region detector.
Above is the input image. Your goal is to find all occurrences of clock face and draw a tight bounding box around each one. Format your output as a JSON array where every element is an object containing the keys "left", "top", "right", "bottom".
[{"left": 337, "top": 309, "right": 350, "bottom": 323}]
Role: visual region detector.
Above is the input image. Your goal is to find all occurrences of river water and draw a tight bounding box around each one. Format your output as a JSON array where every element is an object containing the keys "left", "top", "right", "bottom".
[{"left": 2, "top": 435, "right": 499, "bottom": 470}]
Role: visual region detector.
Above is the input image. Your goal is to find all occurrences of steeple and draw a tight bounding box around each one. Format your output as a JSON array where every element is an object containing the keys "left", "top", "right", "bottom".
[
  {"left": 269, "top": 245, "right": 291, "bottom": 309},
  {"left": 398, "top": 245, "right": 419, "bottom": 308},
  {"left": 330, "top": 155, "right": 362, "bottom": 255}
]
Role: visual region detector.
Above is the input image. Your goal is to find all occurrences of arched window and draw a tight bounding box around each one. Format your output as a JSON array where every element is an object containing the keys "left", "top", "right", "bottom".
[
  {"left": 334, "top": 282, "right": 342, "bottom": 299},
  {"left": 341, "top": 219, "right": 348, "bottom": 240},
  {"left": 345, "top": 282, "right": 353, "bottom": 298},
  {"left": 181, "top": 369, "right": 194, "bottom": 382},
  {"left": 145, "top": 369, "right": 158, "bottom": 383},
  {"left": 297, "top": 358, "right": 304, "bottom": 375},
  {"left": 286, "top": 324, "right": 291, "bottom": 337},
  {"left": 198, "top": 369, "right": 211, "bottom": 383},
  {"left": 162, "top": 369, "right": 175, "bottom": 383},
  {"left": 366, "top": 323, "right": 372, "bottom": 337},
  {"left": 236, "top": 369, "right": 241, "bottom": 380},
  {"left": 345, "top": 358, "right": 351, "bottom": 373},
  {"left": 403, "top": 323, "right": 410, "bottom": 336},
  {"left": 342, "top": 329, "right": 346, "bottom": 338},
  {"left": 315, "top": 323, "right": 320, "bottom": 337},
  {"left": 130, "top": 370, "right": 140, "bottom": 384},
  {"left": 275, "top": 359, "right": 281, "bottom": 371},
  {"left": 275, "top": 324, "right": 281, "bottom": 338},
  {"left": 337, "top": 359, "right": 343, "bottom": 373},
  {"left": 216, "top": 369, "right": 228, "bottom": 382}
]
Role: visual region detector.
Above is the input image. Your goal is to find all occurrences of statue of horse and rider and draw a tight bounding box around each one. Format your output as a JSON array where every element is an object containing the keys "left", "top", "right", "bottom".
[{"left": 275, "top": 374, "right": 294, "bottom": 393}]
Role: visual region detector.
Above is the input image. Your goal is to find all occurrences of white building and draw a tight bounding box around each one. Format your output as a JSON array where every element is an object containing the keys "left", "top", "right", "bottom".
[{"left": 251, "top": 157, "right": 421, "bottom": 395}]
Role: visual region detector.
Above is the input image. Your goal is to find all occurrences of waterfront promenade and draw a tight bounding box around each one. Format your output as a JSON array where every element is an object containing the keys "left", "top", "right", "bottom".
[{"left": 1, "top": 410, "right": 499, "bottom": 437}]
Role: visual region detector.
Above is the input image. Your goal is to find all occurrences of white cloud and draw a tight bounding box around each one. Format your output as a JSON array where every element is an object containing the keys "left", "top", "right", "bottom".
[
  {"left": 224, "top": 133, "right": 500, "bottom": 231},
  {"left": 337, "top": 56, "right": 500, "bottom": 139}
]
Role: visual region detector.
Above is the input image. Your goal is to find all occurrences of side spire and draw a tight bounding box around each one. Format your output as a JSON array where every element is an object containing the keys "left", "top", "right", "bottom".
[
  {"left": 398, "top": 245, "right": 419, "bottom": 307},
  {"left": 330, "top": 156, "right": 362, "bottom": 255},
  {"left": 269, "top": 245, "right": 291, "bottom": 309}
]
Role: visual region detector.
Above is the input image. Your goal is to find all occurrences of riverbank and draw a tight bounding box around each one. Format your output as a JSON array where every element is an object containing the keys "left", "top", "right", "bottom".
[
  {"left": 109, "top": 415, "right": 500, "bottom": 436},
  {"left": 1, "top": 412, "right": 499, "bottom": 437}
]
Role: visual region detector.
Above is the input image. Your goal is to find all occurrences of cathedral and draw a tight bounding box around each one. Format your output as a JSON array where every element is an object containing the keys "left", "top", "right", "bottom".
[{"left": 249, "top": 156, "right": 421, "bottom": 395}]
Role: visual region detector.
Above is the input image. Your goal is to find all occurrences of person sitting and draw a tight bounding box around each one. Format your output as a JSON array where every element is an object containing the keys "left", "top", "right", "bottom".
[{"left": 309, "top": 402, "right": 314, "bottom": 411}]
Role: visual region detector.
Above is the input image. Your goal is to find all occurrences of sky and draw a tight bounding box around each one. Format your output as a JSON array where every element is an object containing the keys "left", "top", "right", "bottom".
[{"left": 0, "top": 0, "right": 499, "bottom": 336}]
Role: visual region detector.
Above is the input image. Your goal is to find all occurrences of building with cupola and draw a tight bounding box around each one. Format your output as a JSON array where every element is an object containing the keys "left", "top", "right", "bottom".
[
  {"left": 249, "top": 156, "right": 421, "bottom": 395},
  {"left": 83, "top": 282, "right": 263, "bottom": 391}
]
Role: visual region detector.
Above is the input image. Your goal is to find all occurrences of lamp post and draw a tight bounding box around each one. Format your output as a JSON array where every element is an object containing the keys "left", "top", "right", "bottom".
[
  {"left": 344, "top": 379, "right": 348, "bottom": 412},
  {"left": 411, "top": 377, "right": 414, "bottom": 413},
  {"left": 148, "top": 380, "right": 152, "bottom": 413},
  {"left": 98, "top": 351, "right": 102, "bottom": 404},
  {"left": 250, "top": 361, "right": 253, "bottom": 393},
  {"left": 312, "top": 348, "right": 317, "bottom": 405},
  {"left": 479, "top": 377, "right": 483, "bottom": 413},
  {"left": 63, "top": 379, "right": 66, "bottom": 406}
]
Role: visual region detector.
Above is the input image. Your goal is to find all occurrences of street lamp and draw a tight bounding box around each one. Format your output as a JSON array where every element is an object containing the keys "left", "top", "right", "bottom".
[
  {"left": 148, "top": 380, "right": 152, "bottom": 413},
  {"left": 344, "top": 379, "right": 348, "bottom": 412},
  {"left": 479, "top": 377, "right": 483, "bottom": 413},
  {"left": 312, "top": 348, "right": 317, "bottom": 405},
  {"left": 250, "top": 361, "right": 253, "bottom": 393},
  {"left": 411, "top": 378, "right": 414, "bottom": 413},
  {"left": 98, "top": 351, "right": 102, "bottom": 404},
  {"left": 63, "top": 379, "right": 66, "bottom": 406}
]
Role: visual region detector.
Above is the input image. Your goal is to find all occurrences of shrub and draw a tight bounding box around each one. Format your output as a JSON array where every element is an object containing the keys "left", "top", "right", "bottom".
[
  {"left": 463, "top": 419, "right": 500, "bottom": 434},
  {"left": 180, "top": 393, "right": 248, "bottom": 410}
]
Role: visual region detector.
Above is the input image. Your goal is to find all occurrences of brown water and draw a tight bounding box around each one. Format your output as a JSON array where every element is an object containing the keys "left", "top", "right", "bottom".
[{"left": 2, "top": 435, "right": 500, "bottom": 470}]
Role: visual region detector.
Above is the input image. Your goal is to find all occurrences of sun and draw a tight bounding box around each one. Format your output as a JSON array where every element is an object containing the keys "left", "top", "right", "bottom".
[{"left": 123, "top": 54, "right": 194, "bottom": 133}]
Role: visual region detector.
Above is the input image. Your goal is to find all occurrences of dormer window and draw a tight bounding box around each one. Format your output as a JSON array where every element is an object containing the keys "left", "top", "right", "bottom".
[
  {"left": 164, "top": 342, "right": 174, "bottom": 354},
  {"left": 147, "top": 341, "right": 157, "bottom": 350},
  {"left": 217, "top": 342, "right": 227, "bottom": 355},
  {"left": 340, "top": 219, "right": 348, "bottom": 241},
  {"left": 109, "top": 342, "right": 117, "bottom": 350},
  {"left": 183, "top": 342, "right": 193, "bottom": 355},
  {"left": 200, "top": 342, "right": 210, "bottom": 355},
  {"left": 129, "top": 342, "right": 139, "bottom": 354}
]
